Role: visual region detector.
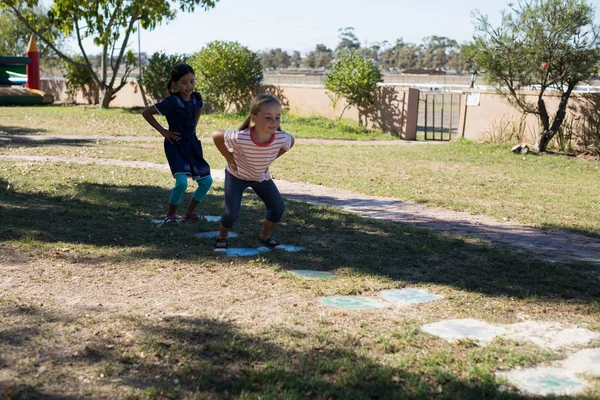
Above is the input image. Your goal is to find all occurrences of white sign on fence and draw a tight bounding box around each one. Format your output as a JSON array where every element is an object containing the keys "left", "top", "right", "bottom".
[{"left": 466, "top": 92, "right": 481, "bottom": 106}]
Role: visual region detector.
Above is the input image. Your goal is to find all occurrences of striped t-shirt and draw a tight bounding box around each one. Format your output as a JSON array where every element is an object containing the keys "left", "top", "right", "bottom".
[{"left": 224, "top": 127, "right": 293, "bottom": 182}]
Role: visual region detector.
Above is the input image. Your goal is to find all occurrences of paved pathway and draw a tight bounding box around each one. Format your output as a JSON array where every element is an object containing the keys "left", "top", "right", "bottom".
[{"left": 2, "top": 154, "right": 599, "bottom": 268}]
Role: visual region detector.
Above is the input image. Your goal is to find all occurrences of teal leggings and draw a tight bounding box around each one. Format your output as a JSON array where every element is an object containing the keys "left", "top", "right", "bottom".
[{"left": 169, "top": 174, "right": 213, "bottom": 206}]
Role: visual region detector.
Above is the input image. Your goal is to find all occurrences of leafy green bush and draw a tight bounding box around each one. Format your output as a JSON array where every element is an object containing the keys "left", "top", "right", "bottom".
[
  {"left": 324, "top": 51, "right": 382, "bottom": 122},
  {"left": 188, "top": 41, "right": 263, "bottom": 112},
  {"left": 140, "top": 51, "right": 188, "bottom": 103},
  {"left": 64, "top": 55, "right": 98, "bottom": 104}
]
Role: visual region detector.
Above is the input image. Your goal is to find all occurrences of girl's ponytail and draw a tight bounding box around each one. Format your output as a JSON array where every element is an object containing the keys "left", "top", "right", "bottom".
[
  {"left": 166, "top": 79, "right": 173, "bottom": 96},
  {"left": 238, "top": 115, "right": 252, "bottom": 131}
]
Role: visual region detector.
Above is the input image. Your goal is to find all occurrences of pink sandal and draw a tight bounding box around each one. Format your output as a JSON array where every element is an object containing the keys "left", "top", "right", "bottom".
[{"left": 183, "top": 211, "right": 200, "bottom": 222}]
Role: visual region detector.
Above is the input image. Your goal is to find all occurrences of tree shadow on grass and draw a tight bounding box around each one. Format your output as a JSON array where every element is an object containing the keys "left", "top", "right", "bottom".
[
  {"left": 0, "top": 136, "right": 102, "bottom": 148},
  {"left": 2, "top": 302, "right": 586, "bottom": 400},
  {"left": 0, "top": 125, "right": 49, "bottom": 136},
  {"left": 1, "top": 175, "right": 599, "bottom": 305}
]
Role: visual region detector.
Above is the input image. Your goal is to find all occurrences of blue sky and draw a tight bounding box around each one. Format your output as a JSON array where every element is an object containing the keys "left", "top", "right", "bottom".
[{"left": 56, "top": 0, "right": 600, "bottom": 55}]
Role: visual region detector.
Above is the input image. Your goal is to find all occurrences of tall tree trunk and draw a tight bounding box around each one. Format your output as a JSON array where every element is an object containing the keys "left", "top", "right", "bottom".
[
  {"left": 535, "top": 85, "right": 575, "bottom": 152},
  {"left": 100, "top": 87, "right": 113, "bottom": 109},
  {"left": 536, "top": 129, "right": 556, "bottom": 152}
]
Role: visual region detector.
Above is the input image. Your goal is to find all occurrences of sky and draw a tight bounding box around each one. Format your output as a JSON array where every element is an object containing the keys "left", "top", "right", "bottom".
[{"left": 52, "top": 0, "right": 600, "bottom": 56}]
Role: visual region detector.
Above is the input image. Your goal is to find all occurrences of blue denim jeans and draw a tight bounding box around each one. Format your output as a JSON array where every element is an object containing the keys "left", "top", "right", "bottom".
[{"left": 220, "top": 170, "right": 285, "bottom": 229}]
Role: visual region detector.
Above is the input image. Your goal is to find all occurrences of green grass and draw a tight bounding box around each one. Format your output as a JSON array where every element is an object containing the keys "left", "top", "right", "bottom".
[
  {"left": 3, "top": 131, "right": 599, "bottom": 237},
  {"left": 1, "top": 161, "right": 599, "bottom": 398},
  {"left": 0, "top": 105, "right": 391, "bottom": 140},
  {"left": 271, "top": 140, "right": 600, "bottom": 237}
]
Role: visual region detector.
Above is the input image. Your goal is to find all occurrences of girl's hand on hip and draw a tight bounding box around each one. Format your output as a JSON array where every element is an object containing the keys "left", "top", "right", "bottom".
[
  {"left": 227, "top": 154, "right": 237, "bottom": 171},
  {"left": 161, "top": 129, "right": 180, "bottom": 144}
]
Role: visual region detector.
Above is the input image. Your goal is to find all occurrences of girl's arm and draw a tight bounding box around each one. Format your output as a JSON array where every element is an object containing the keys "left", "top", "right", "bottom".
[
  {"left": 211, "top": 130, "right": 237, "bottom": 171},
  {"left": 276, "top": 134, "right": 295, "bottom": 159},
  {"left": 141, "top": 106, "right": 180, "bottom": 144},
  {"left": 195, "top": 109, "right": 201, "bottom": 128}
]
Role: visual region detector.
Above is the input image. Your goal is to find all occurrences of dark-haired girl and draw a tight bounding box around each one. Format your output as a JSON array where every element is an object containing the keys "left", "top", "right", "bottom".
[{"left": 142, "top": 63, "right": 212, "bottom": 224}]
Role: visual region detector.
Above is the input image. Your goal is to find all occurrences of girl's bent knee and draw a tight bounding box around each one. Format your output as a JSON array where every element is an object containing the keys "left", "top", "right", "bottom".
[
  {"left": 267, "top": 202, "right": 285, "bottom": 223},
  {"left": 220, "top": 213, "right": 239, "bottom": 229},
  {"left": 169, "top": 174, "right": 188, "bottom": 205}
]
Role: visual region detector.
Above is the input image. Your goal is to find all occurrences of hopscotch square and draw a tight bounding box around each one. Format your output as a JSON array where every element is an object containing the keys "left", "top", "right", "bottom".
[
  {"left": 498, "top": 368, "right": 587, "bottom": 396},
  {"left": 421, "top": 319, "right": 505, "bottom": 343},
  {"left": 319, "top": 295, "right": 387, "bottom": 310},
  {"left": 290, "top": 270, "right": 336, "bottom": 279},
  {"left": 195, "top": 231, "right": 238, "bottom": 239},
  {"left": 379, "top": 289, "right": 442, "bottom": 306}
]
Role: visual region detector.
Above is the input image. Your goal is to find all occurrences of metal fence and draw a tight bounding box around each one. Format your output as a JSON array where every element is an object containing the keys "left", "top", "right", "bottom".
[{"left": 418, "top": 93, "right": 462, "bottom": 141}]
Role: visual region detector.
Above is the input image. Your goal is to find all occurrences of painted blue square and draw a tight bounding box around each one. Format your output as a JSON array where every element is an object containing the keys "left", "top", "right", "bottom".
[
  {"left": 290, "top": 270, "right": 336, "bottom": 279},
  {"left": 319, "top": 295, "right": 387, "bottom": 310},
  {"left": 380, "top": 289, "right": 442, "bottom": 305}
]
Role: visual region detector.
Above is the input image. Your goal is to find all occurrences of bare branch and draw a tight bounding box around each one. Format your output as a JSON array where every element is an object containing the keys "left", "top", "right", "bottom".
[
  {"left": 73, "top": 16, "right": 102, "bottom": 88},
  {"left": 108, "top": 12, "right": 139, "bottom": 89}
]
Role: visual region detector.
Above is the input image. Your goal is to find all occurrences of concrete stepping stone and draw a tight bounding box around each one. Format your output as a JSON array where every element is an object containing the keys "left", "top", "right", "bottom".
[
  {"left": 498, "top": 368, "right": 588, "bottom": 396},
  {"left": 221, "top": 245, "right": 305, "bottom": 257},
  {"left": 422, "top": 319, "right": 599, "bottom": 349},
  {"left": 290, "top": 270, "right": 336, "bottom": 279},
  {"left": 258, "top": 244, "right": 305, "bottom": 253},
  {"left": 217, "top": 247, "right": 267, "bottom": 257},
  {"left": 195, "top": 231, "right": 238, "bottom": 239},
  {"left": 503, "top": 321, "right": 600, "bottom": 350},
  {"left": 379, "top": 288, "right": 442, "bottom": 306},
  {"left": 563, "top": 349, "right": 600, "bottom": 375},
  {"left": 319, "top": 295, "right": 388, "bottom": 310},
  {"left": 421, "top": 319, "right": 505, "bottom": 343},
  {"left": 152, "top": 215, "right": 221, "bottom": 224}
]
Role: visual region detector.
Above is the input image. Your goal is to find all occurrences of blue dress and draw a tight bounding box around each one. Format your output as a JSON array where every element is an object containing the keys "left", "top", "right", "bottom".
[{"left": 154, "top": 94, "right": 211, "bottom": 179}]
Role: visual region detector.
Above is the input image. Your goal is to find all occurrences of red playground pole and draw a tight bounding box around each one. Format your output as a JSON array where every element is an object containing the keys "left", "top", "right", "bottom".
[{"left": 26, "top": 34, "right": 40, "bottom": 90}]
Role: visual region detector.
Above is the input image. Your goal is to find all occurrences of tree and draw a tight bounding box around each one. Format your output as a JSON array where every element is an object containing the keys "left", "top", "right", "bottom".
[
  {"left": 359, "top": 42, "right": 382, "bottom": 63},
  {"left": 0, "top": 8, "right": 64, "bottom": 63},
  {"left": 140, "top": 51, "right": 187, "bottom": 103},
  {"left": 188, "top": 41, "right": 263, "bottom": 112},
  {"left": 64, "top": 55, "right": 99, "bottom": 104},
  {"left": 259, "top": 48, "right": 291, "bottom": 70},
  {"left": 303, "top": 44, "right": 333, "bottom": 69},
  {"left": 259, "top": 50, "right": 275, "bottom": 70},
  {"left": 380, "top": 39, "right": 423, "bottom": 71},
  {"left": 467, "top": 0, "right": 600, "bottom": 152},
  {"left": 290, "top": 51, "right": 302, "bottom": 68},
  {"left": 336, "top": 27, "right": 361, "bottom": 55},
  {"left": 324, "top": 51, "right": 383, "bottom": 124},
  {"left": 1, "top": 0, "right": 218, "bottom": 108},
  {"left": 421, "top": 36, "right": 459, "bottom": 70},
  {"left": 272, "top": 48, "right": 290, "bottom": 69}
]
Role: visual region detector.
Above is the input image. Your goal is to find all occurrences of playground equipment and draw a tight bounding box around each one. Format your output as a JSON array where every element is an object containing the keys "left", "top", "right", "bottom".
[{"left": 0, "top": 35, "right": 53, "bottom": 105}]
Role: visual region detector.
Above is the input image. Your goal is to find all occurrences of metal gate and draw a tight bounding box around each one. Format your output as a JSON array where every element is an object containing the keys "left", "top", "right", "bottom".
[{"left": 417, "top": 92, "right": 461, "bottom": 141}]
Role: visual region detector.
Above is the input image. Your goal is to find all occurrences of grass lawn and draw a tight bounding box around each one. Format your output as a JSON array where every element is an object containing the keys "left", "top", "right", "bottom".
[
  {"left": 1, "top": 161, "right": 599, "bottom": 399},
  {"left": 0, "top": 105, "right": 392, "bottom": 141},
  {"left": 2, "top": 106, "right": 599, "bottom": 237}
]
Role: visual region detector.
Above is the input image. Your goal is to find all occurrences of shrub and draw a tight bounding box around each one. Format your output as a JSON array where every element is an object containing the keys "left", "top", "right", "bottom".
[
  {"left": 64, "top": 55, "right": 98, "bottom": 104},
  {"left": 324, "top": 51, "right": 382, "bottom": 123},
  {"left": 188, "top": 41, "right": 263, "bottom": 112},
  {"left": 140, "top": 51, "right": 188, "bottom": 103}
]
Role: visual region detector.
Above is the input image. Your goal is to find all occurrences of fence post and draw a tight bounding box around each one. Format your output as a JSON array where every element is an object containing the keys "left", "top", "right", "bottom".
[
  {"left": 458, "top": 91, "right": 469, "bottom": 138},
  {"left": 403, "top": 88, "right": 419, "bottom": 140}
]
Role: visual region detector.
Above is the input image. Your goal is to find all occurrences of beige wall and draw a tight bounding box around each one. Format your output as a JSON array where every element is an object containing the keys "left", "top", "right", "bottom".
[
  {"left": 458, "top": 89, "right": 600, "bottom": 142},
  {"left": 40, "top": 79, "right": 419, "bottom": 138},
  {"left": 277, "top": 84, "right": 418, "bottom": 138}
]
